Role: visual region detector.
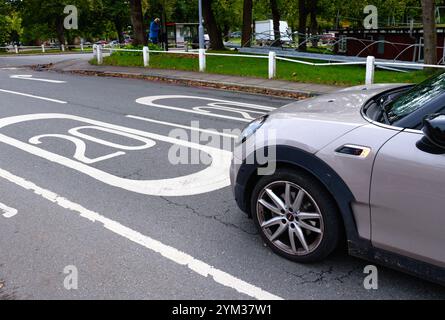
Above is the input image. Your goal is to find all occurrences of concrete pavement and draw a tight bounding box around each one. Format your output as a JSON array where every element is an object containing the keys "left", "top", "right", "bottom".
[{"left": 49, "top": 58, "right": 341, "bottom": 98}]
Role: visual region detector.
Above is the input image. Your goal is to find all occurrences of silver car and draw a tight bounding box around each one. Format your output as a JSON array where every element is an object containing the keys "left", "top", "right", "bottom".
[{"left": 231, "top": 72, "right": 445, "bottom": 285}]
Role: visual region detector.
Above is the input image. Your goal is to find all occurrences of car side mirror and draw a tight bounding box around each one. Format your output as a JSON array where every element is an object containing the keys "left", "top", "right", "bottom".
[{"left": 416, "top": 113, "right": 445, "bottom": 154}]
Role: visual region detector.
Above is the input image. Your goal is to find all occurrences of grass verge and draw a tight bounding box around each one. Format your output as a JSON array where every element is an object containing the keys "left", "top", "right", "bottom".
[{"left": 91, "top": 51, "right": 433, "bottom": 86}]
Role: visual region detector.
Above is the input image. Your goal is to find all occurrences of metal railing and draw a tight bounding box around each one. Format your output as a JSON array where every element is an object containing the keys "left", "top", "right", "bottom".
[{"left": 94, "top": 45, "right": 445, "bottom": 85}]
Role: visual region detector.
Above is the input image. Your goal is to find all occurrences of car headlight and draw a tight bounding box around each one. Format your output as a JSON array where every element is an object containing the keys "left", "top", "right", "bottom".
[{"left": 237, "top": 115, "right": 268, "bottom": 145}]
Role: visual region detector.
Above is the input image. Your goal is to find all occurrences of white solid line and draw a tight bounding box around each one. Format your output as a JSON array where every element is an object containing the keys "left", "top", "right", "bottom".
[
  {"left": 126, "top": 115, "right": 239, "bottom": 139},
  {"left": 0, "top": 167, "right": 283, "bottom": 300},
  {"left": 0, "top": 202, "right": 18, "bottom": 218},
  {"left": 0, "top": 89, "right": 67, "bottom": 104},
  {"left": 10, "top": 75, "right": 66, "bottom": 84}
]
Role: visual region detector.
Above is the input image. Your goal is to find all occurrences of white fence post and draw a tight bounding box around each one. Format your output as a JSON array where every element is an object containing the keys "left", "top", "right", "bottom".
[
  {"left": 268, "top": 51, "right": 276, "bottom": 79},
  {"left": 61, "top": 44, "right": 65, "bottom": 52},
  {"left": 41, "top": 44, "right": 45, "bottom": 53},
  {"left": 143, "top": 46, "right": 149, "bottom": 67},
  {"left": 366, "top": 56, "right": 375, "bottom": 85},
  {"left": 199, "top": 48, "right": 206, "bottom": 72},
  {"left": 14, "top": 45, "right": 18, "bottom": 54},
  {"left": 96, "top": 45, "right": 103, "bottom": 65}
]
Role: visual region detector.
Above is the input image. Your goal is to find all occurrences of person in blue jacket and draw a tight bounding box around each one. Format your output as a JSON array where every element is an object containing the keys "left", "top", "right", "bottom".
[{"left": 149, "top": 18, "right": 161, "bottom": 44}]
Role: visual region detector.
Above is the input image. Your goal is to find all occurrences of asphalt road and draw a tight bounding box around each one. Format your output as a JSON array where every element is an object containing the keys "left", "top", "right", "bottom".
[{"left": 0, "top": 56, "right": 444, "bottom": 300}]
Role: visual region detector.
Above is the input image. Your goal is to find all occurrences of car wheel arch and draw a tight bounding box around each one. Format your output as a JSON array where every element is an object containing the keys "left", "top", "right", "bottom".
[{"left": 236, "top": 145, "right": 362, "bottom": 245}]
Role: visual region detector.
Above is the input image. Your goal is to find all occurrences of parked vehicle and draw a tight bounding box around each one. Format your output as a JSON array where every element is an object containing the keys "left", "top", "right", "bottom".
[
  {"left": 321, "top": 32, "right": 336, "bottom": 44},
  {"left": 255, "top": 20, "right": 292, "bottom": 45},
  {"left": 230, "top": 31, "right": 242, "bottom": 38},
  {"left": 231, "top": 73, "right": 445, "bottom": 285},
  {"left": 123, "top": 37, "right": 133, "bottom": 45},
  {"left": 108, "top": 40, "right": 120, "bottom": 46}
]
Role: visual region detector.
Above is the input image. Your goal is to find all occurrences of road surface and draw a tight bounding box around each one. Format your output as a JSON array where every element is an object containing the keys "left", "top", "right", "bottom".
[{"left": 0, "top": 57, "right": 444, "bottom": 299}]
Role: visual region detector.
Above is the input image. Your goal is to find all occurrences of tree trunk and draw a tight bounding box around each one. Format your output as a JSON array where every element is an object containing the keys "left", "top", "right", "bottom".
[
  {"left": 309, "top": 0, "right": 318, "bottom": 48},
  {"left": 421, "top": 0, "right": 437, "bottom": 65},
  {"left": 55, "top": 17, "right": 65, "bottom": 49},
  {"left": 298, "top": 0, "right": 307, "bottom": 51},
  {"left": 241, "top": 0, "right": 253, "bottom": 47},
  {"left": 114, "top": 19, "right": 124, "bottom": 43},
  {"left": 202, "top": 0, "right": 225, "bottom": 50},
  {"left": 270, "top": 0, "right": 281, "bottom": 47},
  {"left": 129, "top": 0, "right": 145, "bottom": 46}
]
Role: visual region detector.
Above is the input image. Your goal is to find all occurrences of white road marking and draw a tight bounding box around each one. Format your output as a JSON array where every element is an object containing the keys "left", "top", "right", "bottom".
[
  {"left": 0, "top": 89, "right": 67, "bottom": 104},
  {"left": 0, "top": 167, "right": 282, "bottom": 300},
  {"left": 0, "top": 202, "right": 18, "bottom": 218},
  {"left": 10, "top": 75, "right": 66, "bottom": 84},
  {"left": 136, "top": 95, "right": 276, "bottom": 123},
  {"left": 0, "top": 113, "right": 232, "bottom": 196},
  {"left": 126, "top": 115, "right": 238, "bottom": 139},
  {"left": 0, "top": 67, "right": 20, "bottom": 70}
]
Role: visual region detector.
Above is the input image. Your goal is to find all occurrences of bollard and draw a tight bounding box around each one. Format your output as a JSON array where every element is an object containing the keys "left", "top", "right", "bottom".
[
  {"left": 41, "top": 44, "right": 45, "bottom": 53},
  {"left": 365, "top": 56, "right": 375, "bottom": 85},
  {"left": 14, "top": 45, "right": 18, "bottom": 54},
  {"left": 93, "top": 44, "right": 97, "bottom": 58},
  {"left": 143, "top": 46, "right": 149, "bottom": 67},
  {"left": 96, "top": 45, "right": 103, "bottom": 64},
  {"left": 268, "top": 51, "right": 276, "bottom": 79},
  {"left": 199, "top": 48, "right": 206, "bottom": 72}
]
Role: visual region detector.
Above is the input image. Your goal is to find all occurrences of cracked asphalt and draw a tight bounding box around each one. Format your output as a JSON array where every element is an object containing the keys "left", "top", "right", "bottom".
[{"left": 0, "top": 56, "right": 445, "bottom": 299}]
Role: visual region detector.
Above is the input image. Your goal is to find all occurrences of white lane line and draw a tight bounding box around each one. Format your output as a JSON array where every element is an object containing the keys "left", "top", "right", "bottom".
[
  {"left": 136, "top": 98, "right": 252, "bottom": 123},
  {"left": 0, "top": 68, "right": 20, "bottom": 70},
  {"left": 10, "top": 75, "right": 66, "bottom": 84},
  {"left": 126, "top": 115, "right": 239, "bottom": 139},
  {"left": 0, "top": 89, "right": 67, "bottom": 104},
  {"left": 0, "top": 167, "right": 283, "bottom": 300},
  {"left": 0, "top": 202, "right": 18, "bottom": 218}
]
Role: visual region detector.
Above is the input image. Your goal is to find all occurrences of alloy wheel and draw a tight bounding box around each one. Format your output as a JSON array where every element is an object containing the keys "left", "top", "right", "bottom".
[{"left": 256, "top": 181, "right": 324, "bottom": 256}]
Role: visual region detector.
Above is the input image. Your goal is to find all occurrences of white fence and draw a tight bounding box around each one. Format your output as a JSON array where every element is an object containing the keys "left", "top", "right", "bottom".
[
  {"left": 97, "top": 44, "right": 445, "bottom": 85},
  {"left": 0, "top": 44, "right": 94, "bottom": 54}
]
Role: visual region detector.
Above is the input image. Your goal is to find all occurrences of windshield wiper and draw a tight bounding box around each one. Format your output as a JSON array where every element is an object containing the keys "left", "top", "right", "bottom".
[{"left": 377, "top": 97, "right": 391, "bottom": 125}]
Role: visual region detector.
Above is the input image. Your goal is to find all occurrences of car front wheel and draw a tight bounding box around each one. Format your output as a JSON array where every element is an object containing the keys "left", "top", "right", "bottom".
[{"left": 250, "top": 169, "right": 342, "bottom": 263}]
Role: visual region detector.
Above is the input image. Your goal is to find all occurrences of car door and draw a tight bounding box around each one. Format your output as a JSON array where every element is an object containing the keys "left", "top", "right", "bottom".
[{"left": 370, "top": 130, "right": 445, "bottom": 268}]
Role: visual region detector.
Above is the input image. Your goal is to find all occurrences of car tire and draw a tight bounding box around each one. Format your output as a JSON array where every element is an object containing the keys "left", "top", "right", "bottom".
[{"left": 250, "top": 168, "right": 342, "bottom": 263}]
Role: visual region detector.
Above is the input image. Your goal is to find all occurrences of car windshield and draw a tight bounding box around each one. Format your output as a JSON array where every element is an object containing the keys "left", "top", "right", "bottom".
[{"left": 386, "top": 72, "right": 445, "bottom": 124}]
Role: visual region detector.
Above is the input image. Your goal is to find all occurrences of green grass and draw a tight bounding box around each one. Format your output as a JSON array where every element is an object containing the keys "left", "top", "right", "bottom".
[{"left": 92, "top": 51, "right": 432, "bottom": 86}]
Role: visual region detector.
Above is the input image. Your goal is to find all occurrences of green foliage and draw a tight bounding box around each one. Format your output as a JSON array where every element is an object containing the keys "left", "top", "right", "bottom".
[{"left": 4, "top": 0, "right": 429, "bottom": 46}]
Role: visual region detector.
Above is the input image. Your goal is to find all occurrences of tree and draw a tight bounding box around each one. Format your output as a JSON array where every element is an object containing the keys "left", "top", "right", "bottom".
[
  {"left": 202, "top": 0, "right": 225, "bottom": 50},
  {"left": 298, "top": 0, "right": 308, "bottom": 51},
  {"left": 421, "top": 0, "right": 437, "bottom": 65},
  {"left": 309, "top": 0, "right": 318, "bottom": 48},
  {"left": 129, "top": 0, "right": 146, "bottom": 45},
  {"left": 270, "top": 0, "right": 281, "bottom": 47},
  {"left": 241, "top": 0, "right": 253, "bottom": 47}
]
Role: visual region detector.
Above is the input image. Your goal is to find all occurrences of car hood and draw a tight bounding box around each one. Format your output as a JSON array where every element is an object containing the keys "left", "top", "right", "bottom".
[
  {"left": 269, "top": 83, "right": 407, "bottom": 123},
  {"left": 258, "top": 83, "right": 407, "bottom": 154}
]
